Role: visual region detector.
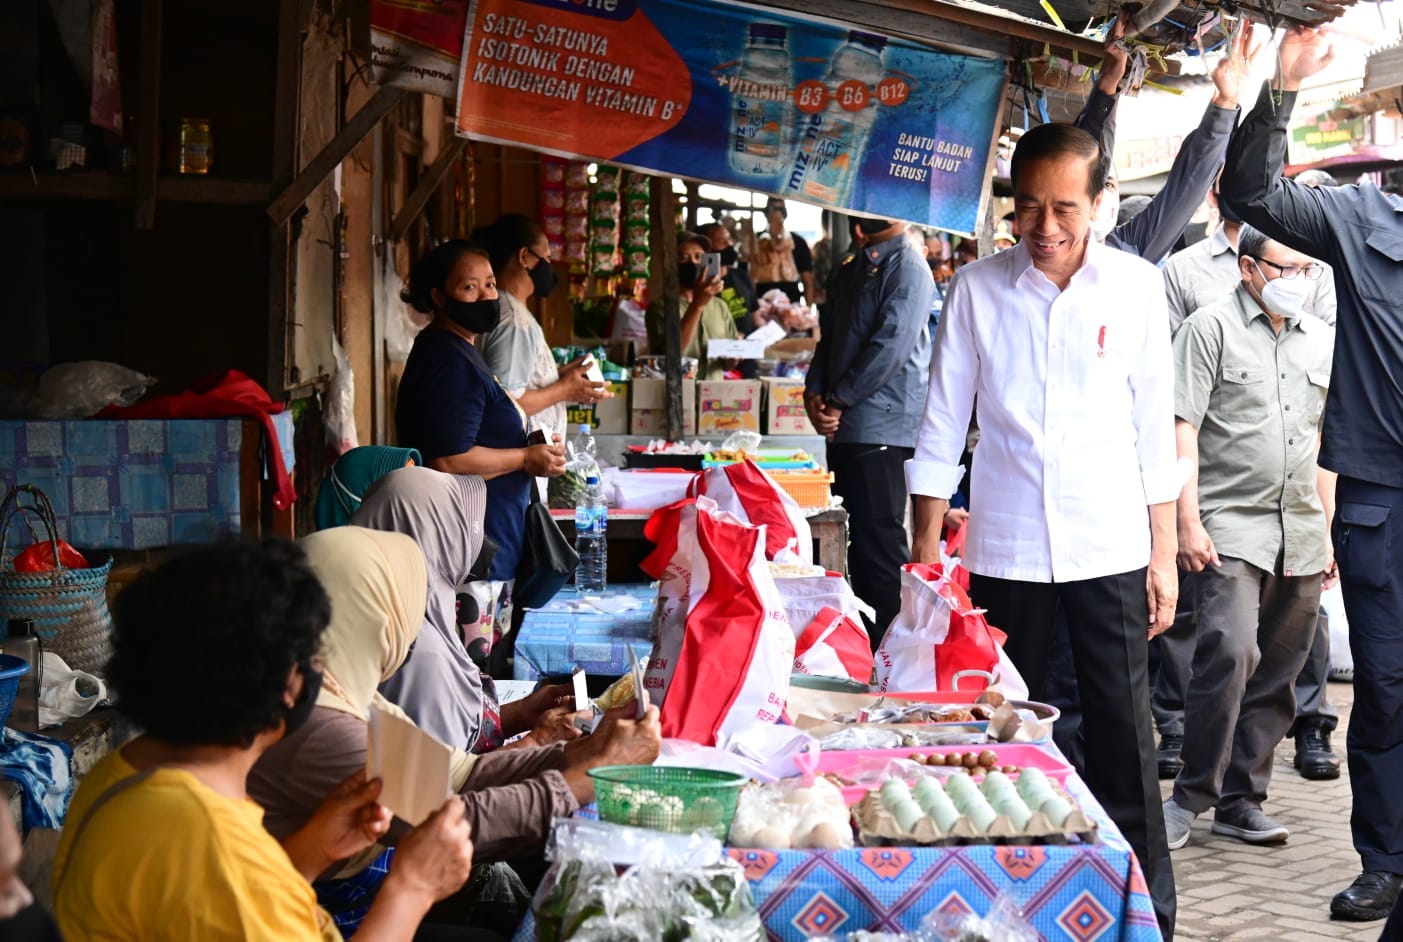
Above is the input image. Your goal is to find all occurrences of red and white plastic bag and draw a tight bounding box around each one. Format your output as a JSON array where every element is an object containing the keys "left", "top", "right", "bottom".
[
  {"left": 875, "top": 563, "right": 1027, "bottom": 698},
  {"left": 690, "top": 460, "right": 812, "bottom": 565},
  {"left": 640, "top": 497, "right": 795, "bottom": 745},
  {"left": 773, "top": 569, "right": 873, "bottom": 684}
]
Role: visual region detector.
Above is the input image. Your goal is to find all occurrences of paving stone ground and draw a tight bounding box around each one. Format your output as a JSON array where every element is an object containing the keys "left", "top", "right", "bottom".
[{"left": 1168, "top": 680, "right": 1387, "bottom": 941}]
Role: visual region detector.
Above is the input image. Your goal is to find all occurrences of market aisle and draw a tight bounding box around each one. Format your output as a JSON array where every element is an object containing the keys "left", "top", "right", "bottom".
[{"left": 1169, "top": 680, "right": 1381, "bottom": 941}]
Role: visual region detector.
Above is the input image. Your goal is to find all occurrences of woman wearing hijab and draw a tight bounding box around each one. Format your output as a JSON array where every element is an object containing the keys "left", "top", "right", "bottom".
[
  {"left": 249, "top": 528, "right": 660, "bottom": 932},
  {"left": 314, "top": 446, "right": 422, "bottom": 530},
  {"left": 52, "top": 539, "right": 475, "bottom": 942},
  {"left": 350, "top": 467, "right": 575, "bottom": 753}
]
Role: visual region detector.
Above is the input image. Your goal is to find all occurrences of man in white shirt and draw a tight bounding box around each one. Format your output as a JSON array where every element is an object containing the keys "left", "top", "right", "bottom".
[{"left": 908, "top": 123, "right": 1179, "bottom": 938}]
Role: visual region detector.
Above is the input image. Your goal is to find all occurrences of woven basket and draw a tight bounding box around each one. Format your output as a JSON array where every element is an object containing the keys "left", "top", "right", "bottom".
[{"left": 0, "top": 485, "right": 113, "bottom": 675}]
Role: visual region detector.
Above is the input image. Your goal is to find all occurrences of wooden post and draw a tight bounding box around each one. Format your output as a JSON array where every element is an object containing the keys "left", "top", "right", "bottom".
[
  {"left": 134, "top": 0, "right": 162, "bottom": 230},
  {"left": 650, "top": 177, "right": 682, "bottom": 440}
]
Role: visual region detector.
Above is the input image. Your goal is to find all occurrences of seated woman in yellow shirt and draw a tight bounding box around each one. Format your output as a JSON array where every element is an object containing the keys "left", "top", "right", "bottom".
[
  {"left": 645, "top": 232, "right": 737, "bottom": 380},
  {"left": 51, "top": 539, "right": 477, "bottom": 942}
]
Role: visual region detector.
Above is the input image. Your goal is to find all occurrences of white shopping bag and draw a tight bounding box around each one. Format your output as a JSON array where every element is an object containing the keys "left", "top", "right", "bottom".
[{"left": 875, "top": 564, "right": 1028, "bottom": 699}]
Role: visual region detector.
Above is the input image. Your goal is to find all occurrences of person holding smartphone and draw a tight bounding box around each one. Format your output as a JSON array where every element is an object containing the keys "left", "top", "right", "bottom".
[{"left": 645, "top": 231, "right": 738, "bottom": 380}]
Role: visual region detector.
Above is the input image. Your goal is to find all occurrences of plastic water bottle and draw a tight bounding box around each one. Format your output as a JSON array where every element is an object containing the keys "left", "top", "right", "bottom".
[
  {"left": 575, "top": 475, "right": 608, "bottom": 592},
  {"left": 3, "top": 619, "right": 42, "bottom": 733},
  {"left": 786, "top": 31, "right": 887, "bottom": 205},
  {"left": 571, "top": 423, "right": 598, "bottom": 474},
  {"left": 728, "top": 24, "right": 792, "bottom": 177}
]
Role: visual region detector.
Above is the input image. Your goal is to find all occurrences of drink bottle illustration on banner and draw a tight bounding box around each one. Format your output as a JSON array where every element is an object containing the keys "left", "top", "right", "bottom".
[
  {"left": 787, "top": 30, "right": 887, "bottom": 206},
  {"left": 728, "top": 24, "right": 793, "bottom": 177}
]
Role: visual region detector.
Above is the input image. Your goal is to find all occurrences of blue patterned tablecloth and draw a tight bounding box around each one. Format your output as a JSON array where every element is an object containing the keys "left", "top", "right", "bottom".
[
  {"left": 513, "top": 584, "right": 657, "bottom": 681},
  {"left": 513, "top": 757, "right": 1161, "bottom": 942},
  {"left": 0, "top": 418, "right": 292, "bottom": 550}
]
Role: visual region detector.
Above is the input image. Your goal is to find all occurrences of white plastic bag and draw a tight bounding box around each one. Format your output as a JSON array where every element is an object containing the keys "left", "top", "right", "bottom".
[
  {"left": 32, "top": 361, "right": 155, "bottom": 418},
  {"left": 39, "top": 652, "right": 107, "bottom": 729},
  {"left": 1322, "top": 584, "right": 1353, "bottom": 680},
  {"left": 643, "top": 497, "right": 794, "bottom": 746}
]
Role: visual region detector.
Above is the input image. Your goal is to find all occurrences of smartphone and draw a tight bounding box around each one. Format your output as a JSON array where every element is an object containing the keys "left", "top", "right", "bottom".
[
  {"left": 527, "top": 428, "right": 548, "bottom": 447},
  {"left": 701, "top": 252, "right": 722, "bottom": 282}
]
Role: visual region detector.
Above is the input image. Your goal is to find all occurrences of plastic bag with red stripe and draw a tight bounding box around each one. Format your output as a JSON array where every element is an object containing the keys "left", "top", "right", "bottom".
[
  {"left": 772, "top": 569, "right": 873, "bottom": 684},
  {"left": 688, "top": 460, "right": 811, "bottom": 565},
  {"left": 874, "top": 563, "right": 1027, "bottom": 698},
  {"left": 639, "top": 497, "right": 794, "bottom": 745}
]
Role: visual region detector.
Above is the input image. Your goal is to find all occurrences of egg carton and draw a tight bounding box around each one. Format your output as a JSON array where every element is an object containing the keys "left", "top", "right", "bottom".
[{"left": 854, "top": 780, "right": 1098, "bottom": 846}]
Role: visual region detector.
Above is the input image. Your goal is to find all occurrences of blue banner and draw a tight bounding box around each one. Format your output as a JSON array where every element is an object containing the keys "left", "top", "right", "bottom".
[{"left": 455, "top": 0, "right": 1008, "bottom": 234}]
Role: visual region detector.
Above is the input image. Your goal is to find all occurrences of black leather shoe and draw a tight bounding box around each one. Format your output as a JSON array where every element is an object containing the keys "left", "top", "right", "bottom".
[
  {"left": 1157, "top": 733, "right": 1184, "bottom": 780},
  {"left": 1295, "top": 726, "right": 1341, "bottom": 780},
  {"left": 1331, "top": 871, "right": 1403, "bottom": 921}
]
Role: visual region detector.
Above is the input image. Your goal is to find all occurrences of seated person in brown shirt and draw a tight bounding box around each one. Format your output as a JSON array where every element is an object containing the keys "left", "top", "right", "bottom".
[{"left": 248, "top": 527, "right": 660, "bottom": 931}]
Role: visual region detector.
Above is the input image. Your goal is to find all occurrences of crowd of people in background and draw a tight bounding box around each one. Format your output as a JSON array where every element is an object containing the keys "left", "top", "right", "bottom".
[{"left": 9, "top": 16, "right": 1403, "bottom": 942}]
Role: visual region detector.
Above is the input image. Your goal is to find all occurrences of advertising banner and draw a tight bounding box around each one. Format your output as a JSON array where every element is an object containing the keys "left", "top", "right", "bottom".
[
  {"left": 371, "top": 0, "right": 471, "bottom": 99},
  {"left": 452, "top": 0, "right": 1007, "bottom": 234}
]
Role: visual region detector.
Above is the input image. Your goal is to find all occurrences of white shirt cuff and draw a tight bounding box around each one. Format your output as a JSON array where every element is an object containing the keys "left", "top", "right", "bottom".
[
  {"left": 1141, "top": 462, "right": 1182, "bottom": 505},
  {"left": 905, "top": 459, "right": 965, "bottom": 499}
]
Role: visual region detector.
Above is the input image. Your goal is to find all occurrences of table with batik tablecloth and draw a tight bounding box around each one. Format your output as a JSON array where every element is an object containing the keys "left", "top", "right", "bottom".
[{"left": 513, "top": 752, "right": 1162, "bottom": 941}]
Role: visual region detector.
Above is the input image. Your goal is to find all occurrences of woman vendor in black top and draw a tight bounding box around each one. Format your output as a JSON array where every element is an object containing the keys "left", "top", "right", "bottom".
[{"left": 395, "top": 241, "right": 566, "bottom": 586}]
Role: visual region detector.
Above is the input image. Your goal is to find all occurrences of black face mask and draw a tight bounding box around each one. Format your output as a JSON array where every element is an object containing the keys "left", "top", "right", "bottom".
[
  {"left": 442, "top": 297, "right": 502, "bottom": 334},
  {"left": 529, "top": 258, "right": 558, "bottom": 299},
  {"left": 284, "top": 661, "right": 323, "bottom": 737},
  {"left": 677, "top": 261, "right": 699, "bottom": 286},
  {"left": 719, "top": 246, "right": 739, "bottom": 268}
]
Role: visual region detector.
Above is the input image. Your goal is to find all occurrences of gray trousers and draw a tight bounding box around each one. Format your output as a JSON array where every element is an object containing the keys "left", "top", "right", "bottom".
[
  {"left": 1172, "top": 557, "right": 1322, "bottom": 816},
  {"left": 1153, "top": 581, "right": 1334, "bottom": 738},
  {"left": 1290, "top": 607, "right": 1339, "bottom": 734}
]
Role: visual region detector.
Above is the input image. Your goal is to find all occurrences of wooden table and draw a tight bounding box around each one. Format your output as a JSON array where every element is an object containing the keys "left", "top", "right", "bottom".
[{"left": 553, "top": 508, "right": 849, "bottom": 582}]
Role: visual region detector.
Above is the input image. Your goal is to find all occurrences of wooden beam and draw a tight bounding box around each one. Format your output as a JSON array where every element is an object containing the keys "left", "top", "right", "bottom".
[
  {"left": 134, "top": 0, "right": 162, "bottom": 230},
  {"left": 270, "top": 0, "right": 302, "bottom": 188},
  {"left": 649, "top": 178, "right": 683, "bottom": 441},
  {"left": 387, "top": 137, "right": 466, "bottom": 243},
  {"left": 266, "top": 85, "right": 405, "bottom": 226}
]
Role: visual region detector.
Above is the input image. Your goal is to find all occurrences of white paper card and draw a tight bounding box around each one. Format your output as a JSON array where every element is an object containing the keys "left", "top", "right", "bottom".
[
  {"left": 745, "top": 320, "right": 788, "bottom": 345},
  {"left": 572, "top": 669, "right": 589, "bottom": 712},
  {"left": 707, "top": 338, "right": 769, "bottom": 359},
  {"left": 494, "top": 680, "right": 538, "bottom": 705},
  {"left": 367, "top": 704, "right": 453, "bottom": 826}
]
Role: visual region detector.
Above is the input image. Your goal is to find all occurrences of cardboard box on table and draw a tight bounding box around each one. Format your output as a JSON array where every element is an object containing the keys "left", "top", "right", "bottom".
[
  {"left": 697, "top": 379, "right": 761, "bottom": 435},
  {"left": 630, "top": 378, "right": 696, "bottom": 436},
  {"left": 762, "top": 378, "right": 816, "bottom": 435},
  {"left": 567, "top": 380, "right": 629, "bottom": 434}
]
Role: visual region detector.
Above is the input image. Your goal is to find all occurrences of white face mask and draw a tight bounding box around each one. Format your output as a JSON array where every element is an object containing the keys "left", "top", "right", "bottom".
[
  {"left": 1090, "top": 191, "right": 1119, "bottom": 243},
  {"left": 1260, "top": 274, "right": 1312, "bottom": 318}
]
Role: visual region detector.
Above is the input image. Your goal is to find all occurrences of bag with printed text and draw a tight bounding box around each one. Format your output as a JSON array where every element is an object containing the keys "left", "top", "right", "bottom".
[
  {"left": 772, "top": 568, "right": 873, "bottom": 684},
  {"left": 640, "top": 498, "right": 794, "bottom": 745},
  {"left": 875, "top": 563, "right": 1027, "bottom": 698}
]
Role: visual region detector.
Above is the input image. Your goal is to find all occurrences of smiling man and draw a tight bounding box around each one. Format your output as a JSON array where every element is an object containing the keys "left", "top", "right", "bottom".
[{"left": 907, "top": 122, "right": 1179, "bottom": 938}]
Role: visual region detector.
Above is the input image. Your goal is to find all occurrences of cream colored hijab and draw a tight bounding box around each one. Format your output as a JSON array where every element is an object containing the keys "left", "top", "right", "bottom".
[{"left": 299, "top": 527, "right": 476, "bottom": 786}]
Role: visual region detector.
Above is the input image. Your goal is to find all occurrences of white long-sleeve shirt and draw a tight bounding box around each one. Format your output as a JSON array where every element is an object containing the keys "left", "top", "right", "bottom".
[{"left": 905, "top": 240, "right": 1179, "bottom": 583}]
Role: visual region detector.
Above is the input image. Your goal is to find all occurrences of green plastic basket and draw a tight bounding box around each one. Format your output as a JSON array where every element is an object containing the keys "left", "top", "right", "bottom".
[{"left": 589, "top": 766, "right": 748, "bottom": 839}]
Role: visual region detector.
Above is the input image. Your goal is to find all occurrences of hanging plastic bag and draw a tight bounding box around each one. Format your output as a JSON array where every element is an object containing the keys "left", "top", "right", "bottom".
[{"left": 325, "top": 336, "right": 359, "bottom": 455}]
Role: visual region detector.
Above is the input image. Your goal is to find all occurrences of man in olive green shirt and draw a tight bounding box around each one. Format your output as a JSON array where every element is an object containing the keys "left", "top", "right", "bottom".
[{"left": 1163, "top": 224, "right": 1337, "bottom": 850}]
